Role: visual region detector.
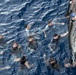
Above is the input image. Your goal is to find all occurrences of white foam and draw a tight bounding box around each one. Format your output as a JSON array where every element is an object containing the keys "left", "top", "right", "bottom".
[
  {"left": 0, "top": 66, "right": 11, "bottom": 70},
  {"left": 0, "top": 51, "right": 4, "bottom": 54}
]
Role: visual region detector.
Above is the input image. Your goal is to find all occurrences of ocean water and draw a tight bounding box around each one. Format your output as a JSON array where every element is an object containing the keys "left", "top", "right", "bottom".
[{"left": 0, "top": 0, "right": 76, "bottom": 75}]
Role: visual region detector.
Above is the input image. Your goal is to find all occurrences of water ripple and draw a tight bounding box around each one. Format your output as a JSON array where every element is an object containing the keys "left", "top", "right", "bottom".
[{"left": 0, "top": 0, "right": 70, "bottom": 75}]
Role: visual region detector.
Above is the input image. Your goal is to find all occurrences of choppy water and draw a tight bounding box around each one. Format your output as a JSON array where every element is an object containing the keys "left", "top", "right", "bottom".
[{"left": 0, "top": 0, "right": 76, "bottom": 75}]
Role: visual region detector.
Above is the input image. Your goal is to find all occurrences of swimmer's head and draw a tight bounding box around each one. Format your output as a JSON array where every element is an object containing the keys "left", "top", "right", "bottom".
[
  {"left": 12, "top": 42, "right": 18, "bottom": 49},
  {"left": 48, "top": 21, "right": 52, "bottom": 26},
  {"left": 21, "top": 56, "right": 26, "bottom": 60},
  {"left": 53, "top": 34, "right": 59, "bottom": 39},
  {"left": 24, "top": 24, "right": 30, "bottom": 29},
  {"left": 0, "top": 35, "right": 3, "bottom": 39},
  {"left": 28, "top": 36, "right": 34, "bottom": 42}
]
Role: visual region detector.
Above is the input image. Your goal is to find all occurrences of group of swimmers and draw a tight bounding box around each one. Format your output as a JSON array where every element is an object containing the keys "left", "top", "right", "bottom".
[{"left": 0, "top": 0, "right": 76, "bottom": 73}]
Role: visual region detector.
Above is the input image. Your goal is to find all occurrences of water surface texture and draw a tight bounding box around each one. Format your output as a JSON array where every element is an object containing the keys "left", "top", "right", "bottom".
[{"left": 0, "top": 0, "right": 76, "bottom": 75}]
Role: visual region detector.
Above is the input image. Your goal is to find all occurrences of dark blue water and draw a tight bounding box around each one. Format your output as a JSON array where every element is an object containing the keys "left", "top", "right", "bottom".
[{"left": 0, "top": 0, "right": 76, "bottom": 75}]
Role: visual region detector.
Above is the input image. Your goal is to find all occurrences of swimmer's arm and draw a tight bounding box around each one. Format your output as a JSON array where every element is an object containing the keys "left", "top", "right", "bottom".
[
  {"left": 60, "top": 31, "right": 68, "bottom": 37},
  {"left": 24, "top": 61, "right": 31, "bottom": 69},
  {"left": 14, "top": 58, "right": 21, "bottom": 62},
  {"left": 52, "top": 21, "right": 65, "bottom": 25}
]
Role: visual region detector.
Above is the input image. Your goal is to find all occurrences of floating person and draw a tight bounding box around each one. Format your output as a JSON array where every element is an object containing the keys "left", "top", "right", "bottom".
[
  {"left": 43, "top": 54, "right": 60, "bottom": 72},
  {"left": 10, "top": 42, "right": 23, "bottom": 57},
  {"left": 65, "top": 57, "right": 76, "bottom": 67},
  {"left": 14, "top": 56, "right": 33, "bottom": 69},
  {"left": 65, "top": 10, "right": 76, "bottom": 22},
  {"left": 63, "top": 58, "right": 73, "bottom": 75},
  {"left": 0, "top": 35, "right": 6, "bottom": 47},
  {"left": 24, "top": 24, "right": 36, "bottom": 38},
  {"left": 48, "top": 57, "right": 60, "bottom": 72},
  {"left": 42, "top": 21, "right": 65, "bottom": 37},
  {"left": 64, "top": 58, "right": 76, "bottom": 68},
  {"left": 49, "top": 32, "right": 68, "bottom": 51},
  {"left": 24, "top": 24, "right": 30, "bottom": 37},
  {"left": 27, "top": 36, "right": 38, "bottom": 52}
]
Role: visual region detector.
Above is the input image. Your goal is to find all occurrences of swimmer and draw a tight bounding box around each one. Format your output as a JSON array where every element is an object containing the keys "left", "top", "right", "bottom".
[
  {"left": 43, "top": 55, "right": 60, "bottom": 72},
  {"left": 12, "top": 42, "right": 21, "bottom": 51},
  {"left": 14, "top": 56, "right": 33, "bottom": 69},
  {"left": 10, "top": 42, "right": 22, "bottom": 55},
  {"left": 43, "top": 21, "right": 65, "bottom": 37},
  {"left": 49, "top": 57, "right": 60, "bottom": 72},
  {"left": 24, "top": 24, "right": 36, "bottom": 37},
  {"left": 64, "top": 58, "right": 73, "bottom": 68},
  {"left": 43, "top": 21, "right": 52, "bottom": 37},
  {"left": 27, "top": 36, "right": 38, "bottom": 51},
  {"left": 65, "top": 10, "right": 76, "bottom": 22},
  {"left": 50, "top": 32, "right": 68, "bottom": 51},
  {"left": 24, "top": 24, "right": 30, "bottom": 37},
  {"left": 12, "top": 42, "right": 19, "bottom": 50}
]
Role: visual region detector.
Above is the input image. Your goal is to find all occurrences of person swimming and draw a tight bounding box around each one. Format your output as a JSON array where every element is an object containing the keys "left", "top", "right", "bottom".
[
  {"left": 64, "top": 58, "right": 73, "bottom": 68},
  {"left": 70, "top": 10, "right": 76, "bottom": 21},
  {"left": 24, "top": 24, "right": 30, "bottom": 37},
  {"left": 14, "top": 56, "right": 33, "bottom": 69},
  {"left": 65, "top": 10, "right": 76, "bottom": 22},
  {"left": 27, "top": 36, "right": 38, "bottom": 51},
  {"left": 24, "top": 24, "right": 36, "bottom": 38},
  {"left": 49, "top": 32, "right": 68, "bottom": 51},
  {"left": 12, "top": 42, "right": 19, "bottom": 50},
  {"left": 43, "top": 21, "right": 65, "bottom": 37},
  {"left": 43, "top": 21, "right": 52, "bottom": 37},
  {"left": 10, "top": 42, "right": 22, "bottom": 56},
  {"left": 49, "top": 57, "right": 60, "bottom": 72}
]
